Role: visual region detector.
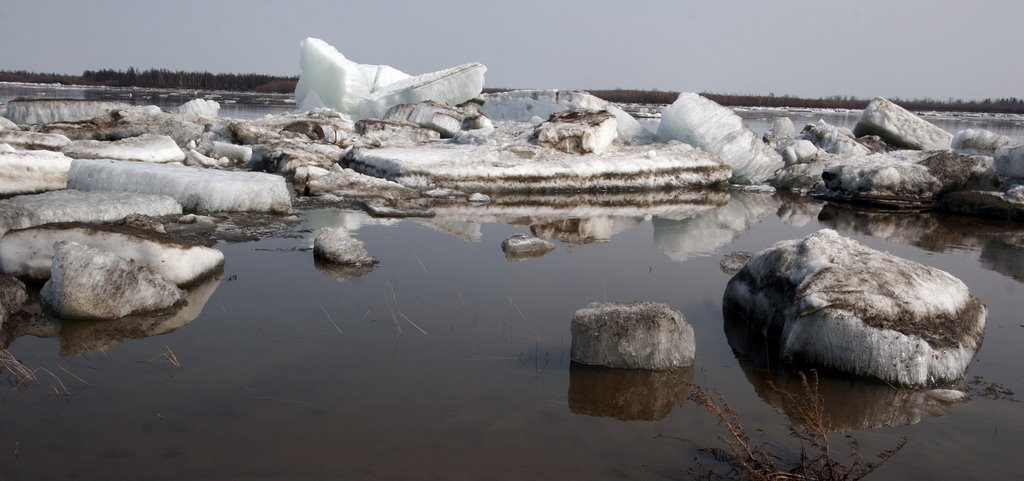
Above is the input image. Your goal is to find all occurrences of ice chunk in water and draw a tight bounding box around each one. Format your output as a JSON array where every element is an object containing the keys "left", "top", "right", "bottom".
[
  {"left": 177, "top": 99, "right": 220, "bottom": 120},
  {"left": 0, "top": 150, "right": 72, "bottom": 195},
  {"left": 68, "top": 159, "right": 292, "bottom": 213},
  {"left": 295, "top": 37, "right": 485, "bottom": 120},
  {"left": 3, "top": 99, "right": 131, "bottom": 125},
  {"left": 854, "top": 97, "right": 953, "bottom": 150},
  {"left": 656, "top": 93, "right": 782, "bottom": 184},
  {"left": 0, "top": 190, "right": 182, "bottom": 237},
  {"left": 952, "top": 129, "right": 1019, "bottom": 156},
  {"left": 63, "top": 134, "right": 186, "bottom": 163}
]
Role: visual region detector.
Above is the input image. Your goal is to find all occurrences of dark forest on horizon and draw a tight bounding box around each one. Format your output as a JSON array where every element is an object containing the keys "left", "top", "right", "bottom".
[{"left": 1, "top": 68, "right": 1022, "bottom": 114}]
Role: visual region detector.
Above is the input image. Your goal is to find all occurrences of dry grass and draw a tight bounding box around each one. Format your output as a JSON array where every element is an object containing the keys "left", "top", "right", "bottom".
[
  {"left": 1, "top": 348, "right": 75, "bottom": 397},
  {"left": 689, "top": 371, "right": 906, "bottom": 481}
]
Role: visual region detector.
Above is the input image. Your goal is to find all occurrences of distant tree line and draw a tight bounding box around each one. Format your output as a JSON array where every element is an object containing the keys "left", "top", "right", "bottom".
[
  {"left": 0, "top": 68, "right": 298, "bottom": 93},
  {"left": 2, "top": 69, "right": 1020, "bottom": 113}
]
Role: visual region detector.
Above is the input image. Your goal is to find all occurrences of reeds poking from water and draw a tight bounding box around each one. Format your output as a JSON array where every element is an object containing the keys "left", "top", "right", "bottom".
[
  {"left": 0, "top": 349, "right": 77, "bottom": 397},
  {"left": 689, "top": 371, "right": 907, "bottom": 481}
]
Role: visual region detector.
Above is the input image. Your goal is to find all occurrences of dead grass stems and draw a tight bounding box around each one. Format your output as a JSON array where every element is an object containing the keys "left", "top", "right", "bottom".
[{"left": 689, "top": 371, "right": 907, "bottom": 481}]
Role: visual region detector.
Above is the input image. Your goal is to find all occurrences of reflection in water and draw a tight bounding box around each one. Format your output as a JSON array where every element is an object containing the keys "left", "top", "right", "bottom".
[
  {"left": 568, "top": 362, "right": 692, "bottom": 421},
  {"left": 724, "top": 305, "right": 967, "bottom": 430},
  {"left": 818, "top": 202, "right": 1024, "bottom": 281},
  {"left": 531, "top": 217, "right": 642, "bottom": 244},
  {"left": 1, "top": 275, "right": 221, "bottom": 356},
  {"left": 654, "top": 191, "right": 780, "bottom": 262},
  {"left": 313, "top": 258, "right": 378, "bottom": 283},
  {"left": 775, "top": 194, "right": 825, "bottom": 227},
  {"left": 59, "top": 274, "right": 223, "bottom": 356}
]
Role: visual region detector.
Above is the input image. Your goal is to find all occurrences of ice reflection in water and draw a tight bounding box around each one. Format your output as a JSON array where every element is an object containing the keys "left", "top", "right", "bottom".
[
  {"left": 818, "top": 202, "right": 1024, "bottom": 281},
  {"left": 654, "top": 191, "right": 781, "bottom": 262},
  {"left": 1, "top": 273, "right": 222, "bottom": 356},
  {"left": 568, "top": 363, "right": 692, "bottom": 421},
  {"left": 723, "top": 304, "right": 967, "bottom": 430}
]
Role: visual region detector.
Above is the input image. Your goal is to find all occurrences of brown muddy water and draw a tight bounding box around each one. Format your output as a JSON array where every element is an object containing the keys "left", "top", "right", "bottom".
[{"left": 2, "top": 192, "right": 1023, "bottom": 481}]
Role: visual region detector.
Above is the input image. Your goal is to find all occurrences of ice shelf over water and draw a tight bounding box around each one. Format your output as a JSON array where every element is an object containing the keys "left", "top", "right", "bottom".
[
  {"left": 0, "top": 150, "right": 73, "bottom": 195},
  {"left": 348, "top": 142, "right": 730, "bottom": 193},
  {"left": 295, "top": 37, "right": 485, "bottom": 120},
  {"left": 68, "top": 159, "right": 292, "bottom": 213},
  {"left": 0, "top": 190, "right": 182, "bottom": 237},
  {"left": 63, "top": 134, "right": 187, "bottom": 163},
  {"left": 657, "top": 93, "right": 783, "bottom": 184},
  {"left": 3, "top": 99, "right": 131, "bottom": 125},
  {"left": 0, "top": 224, "right": 224, "bottom": 286},
  {"left": 723, "top": 229, "right": 986, "bottom": 387}
]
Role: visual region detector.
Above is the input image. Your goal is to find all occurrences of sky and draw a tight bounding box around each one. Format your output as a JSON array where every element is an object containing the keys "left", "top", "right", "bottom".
[{"left": 0, "top": 0, "right": 1020, "bottom": 101}]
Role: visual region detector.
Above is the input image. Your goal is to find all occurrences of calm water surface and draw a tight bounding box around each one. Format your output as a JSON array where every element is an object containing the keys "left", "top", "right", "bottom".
[{"left": 0, "top": 85, "right": 1022, "bottom": 480}]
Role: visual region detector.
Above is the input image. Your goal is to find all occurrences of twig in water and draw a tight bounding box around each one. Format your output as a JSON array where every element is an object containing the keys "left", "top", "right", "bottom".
[
  {"left": 398, "top": 311, "right": 429, "bottom": 336},
  {"left": 55, "top": 363, "right": 89, "bottom": 386},
  {"left": 320, "top": 304, "right": 343, "bottom": 335},
  {"left": 414, "top": 255, "right": 428, "bottom": 273}
]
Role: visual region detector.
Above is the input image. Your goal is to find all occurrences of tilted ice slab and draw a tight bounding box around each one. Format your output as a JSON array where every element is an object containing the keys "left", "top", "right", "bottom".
[
  {"left": 295, "top": 37, "right": 485, "bottom": 120},
  {"left": 854, "top": 97, "right": 953, "bottom": 150},
  {"left": 0, "top": 150, "right": 73, "bottom": 195},
  {"left": 347, "top": 142, "right": 730, "bottom": 193},
  {"left": 0, "top": 190, "right": 182, "bottom": 237},
  {"left": 0, "top": 224, "right": 224, "bottom": 286},
  {"left": 63, "top": 134, "right": 186, "bottom": 163},
  {"left": 3, "top": 99, "right": 131, "bottom": 125},
  {"left": 41, "top": 241, "right": 185, "bottom": 320},
  {"left": 68, "top": 159, "right": 292, "bottom": 213},
  {"left": 799, "top": 120, "right": 871, "bottom": 156},
  {"left": 480, "top": 89, "right": 649, "bottom": 142},
  {"left": 723, "top": 229, "right": 986, "bottom": 387},
  {"left": 952, "top": 129, "right": 1019, "bottom": 156},
  {"left": 0, "top": 130, "right": 71, "bottom": 151},
  {"left": 656, "top": 93, "right": 783, "bottom": 184}
]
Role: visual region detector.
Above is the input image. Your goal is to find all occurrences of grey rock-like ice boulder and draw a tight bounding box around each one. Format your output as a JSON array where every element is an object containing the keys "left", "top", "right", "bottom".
[
  {"left": 312, "top": 228, "right": 377, "bottom": 266},
  {"left": 819, "top": 151, "right": 982, "bottom": 207},
  {"left": 63, "top": 134, "right": 186, "bottom": 163},
  {"left": 995, "top": 145, "right": 1024, "bottom": 179},
  {"left": 41, "top": 241, "right": 185, "bottom": 320},
  {"left": 853, "top": 97, "right": 953, "bottom": 150},
  {"left": 723, "top": 229, "right": 986, "bottom": 387},
  {"left": 500, "top": 234, "right": 555, "bottom": 260},
  {"left": 0, "top": 275, "right": 27, "bottom": 328},
  {"left": 533, "top": 109, "right": 618, "bottom": 155},
  {"left": 571, "top": 301, "right": 696, "bottom": 371}
]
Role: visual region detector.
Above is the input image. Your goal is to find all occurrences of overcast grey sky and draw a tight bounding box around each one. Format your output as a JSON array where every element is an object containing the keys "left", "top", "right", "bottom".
[{"left": 0, "top": 0, "right": 1020, "bottom": 100}]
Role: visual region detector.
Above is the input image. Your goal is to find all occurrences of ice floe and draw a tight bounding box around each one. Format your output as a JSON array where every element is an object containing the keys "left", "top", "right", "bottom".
[
  {"left": 0, "top": 223, "right": 224, "bottom": 286},
  {"left": 295, "top": 37, "right": 485, "bottom": 120},
  {"left": 723, "top": 229, "right": 986, "bottom": 387},
  {"left": 952, "top": 129, "right": 1020, "bottom": 156},
  {"left": 41, "top": 241, "right": 185, "bottom": 320},
  {"left": 995, "top": 145, "right": 1024, "bottom": 179},
  {"left": 854, "top": 97, "right": 953, "bottom": 150},
  {"left": 3, "top": 99, "right": 131, "bottom": 125},
  {"left": 63, "top": 134, "right": 186, "bottom": 163},
  {"left": 0, "top": 150, "right": 73, "bottom": 195},
  {"left": 68, "top": 159, "right": 292, "bottom": 213},
  {"left": 656, "top": 93, "right": 782, "bottom": 184},
  {"left": 0, "top": 190, "right": 182, "bottom": 237},
  {"left": 177, "top": 98, "right": 220, "bottom": 120},
  {"left": 312, "top": 227, "right": 377, "bottom": 266},
  {"left": 346, "top": 142, "right": 730, "bottom": 193}
]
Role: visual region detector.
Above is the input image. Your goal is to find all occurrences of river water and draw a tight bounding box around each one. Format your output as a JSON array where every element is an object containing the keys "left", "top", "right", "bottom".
[{"left": 1, "top": 84, "right": 1023, "bottom": 480}]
